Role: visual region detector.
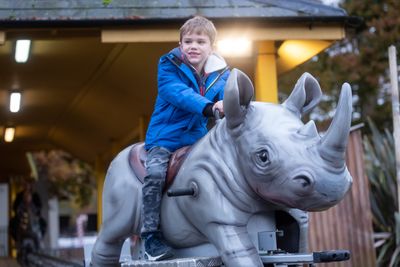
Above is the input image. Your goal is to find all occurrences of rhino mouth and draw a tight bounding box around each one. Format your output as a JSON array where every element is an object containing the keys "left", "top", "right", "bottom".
[
  {"left": 256, "top": 186, "right": 341, "bottom": 211},
  {"left": 256, "top": 188, "right": 299, "bottom": 209},
  {"left": 306, "top": 199, "right": 340, "bottom": 211}
]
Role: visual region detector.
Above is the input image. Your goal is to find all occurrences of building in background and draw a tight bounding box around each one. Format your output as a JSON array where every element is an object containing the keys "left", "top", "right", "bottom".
[{"left": 0, "top": 0, "right": 362, "bottom": 261}]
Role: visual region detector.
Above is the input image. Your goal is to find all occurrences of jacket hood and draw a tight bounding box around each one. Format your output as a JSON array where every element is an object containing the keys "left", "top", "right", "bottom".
[
  {"left": 204, "top": 53, "right": 227, "bottom": 74},
  {"left": 169, "top": 47, "right": 227, "bottom": 74}
]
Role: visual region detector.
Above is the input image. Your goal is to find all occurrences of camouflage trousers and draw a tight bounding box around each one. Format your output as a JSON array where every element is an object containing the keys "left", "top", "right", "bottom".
[{"left": 141, "top": 146, "right": 172, "bottom": 235}]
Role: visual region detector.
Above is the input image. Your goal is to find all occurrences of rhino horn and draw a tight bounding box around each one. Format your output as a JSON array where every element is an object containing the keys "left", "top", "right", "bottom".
[
  {"left": 297, "top": 120, "right": 319, "bottom": 138},
  {"left": 224, "top": 68, "right": 254, "bottom": 129},
  {"left": 283, "top": 72, "right": 322, "bottom": 118},
  {"left": 319, "top": 83, "right": 353, "bottom": 168}
]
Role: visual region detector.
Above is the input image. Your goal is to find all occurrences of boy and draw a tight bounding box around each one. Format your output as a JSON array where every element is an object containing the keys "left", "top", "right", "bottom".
[{"left": 141, "top": 16, "right": 230, "bottom": 261}]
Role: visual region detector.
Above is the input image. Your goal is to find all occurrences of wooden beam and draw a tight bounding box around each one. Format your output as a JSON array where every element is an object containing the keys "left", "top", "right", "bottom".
[{"left": 102, "top": 25, "right": 345, "bottom": 43}]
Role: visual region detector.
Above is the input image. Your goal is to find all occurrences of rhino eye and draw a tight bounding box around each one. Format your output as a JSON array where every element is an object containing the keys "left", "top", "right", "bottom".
[{"left": 256, "top": 149, "right": 270, "bottom": 165}]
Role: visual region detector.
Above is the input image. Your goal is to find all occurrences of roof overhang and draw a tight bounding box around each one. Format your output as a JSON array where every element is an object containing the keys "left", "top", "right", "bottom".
[{"left": 0, "top": 1, "right": 361, "bottom": 180}]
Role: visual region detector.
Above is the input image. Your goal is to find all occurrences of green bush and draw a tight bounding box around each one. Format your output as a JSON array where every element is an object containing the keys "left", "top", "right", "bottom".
[{"left": 363, "top": 118, "right": 400, "bottom": 267}]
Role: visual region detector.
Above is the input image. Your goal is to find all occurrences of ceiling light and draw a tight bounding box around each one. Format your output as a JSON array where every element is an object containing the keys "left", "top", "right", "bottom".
[
  {"left": 216, "top": 38, "right": 252, "bottom": 57},
  {"left": 10, "top": 92, "right": 21, "bottom": 113},
  {"left": 15, "top": 40, "right": 31, "bottom": 63},
  {"left": 276, "top": 40, "right": 331, "bottom": 74},
  {"left": 4, "top": 127, "right": 15, "bottom": 142}
]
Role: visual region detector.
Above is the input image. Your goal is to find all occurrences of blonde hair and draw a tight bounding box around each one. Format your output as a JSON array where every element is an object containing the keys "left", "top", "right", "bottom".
[{"left": 180, "top": 16, "right": 217, "bottom": 45}]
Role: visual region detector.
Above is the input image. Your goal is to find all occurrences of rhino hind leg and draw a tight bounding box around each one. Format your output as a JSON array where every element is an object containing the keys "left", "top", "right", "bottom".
[
  {"left": 92, "top": 146, "right": 142, "bottom": 266},
  {"left": 91, "top": 192, "right": 140, "bottom": 267},
  {"left": 91, "top": 236, "right": 125, "bottom": 267}
]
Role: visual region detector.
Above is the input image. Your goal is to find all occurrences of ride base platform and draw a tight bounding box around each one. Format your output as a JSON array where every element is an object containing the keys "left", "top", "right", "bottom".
[{"left": 121, "top": 256, "right": 222, "bottom": 267}]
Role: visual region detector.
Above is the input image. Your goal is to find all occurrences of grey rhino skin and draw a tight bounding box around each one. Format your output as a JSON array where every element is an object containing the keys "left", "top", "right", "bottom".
[{"left": 91, "top": 69, "right": 353, "bottom": 267}]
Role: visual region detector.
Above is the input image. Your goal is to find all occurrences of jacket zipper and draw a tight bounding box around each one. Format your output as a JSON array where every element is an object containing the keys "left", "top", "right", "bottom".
[
  {"left": 167, "top": 55, "right": 229, "bottom": 96},
  {"left": 205, "top": 66, "right": 229, "bottom": 95}
]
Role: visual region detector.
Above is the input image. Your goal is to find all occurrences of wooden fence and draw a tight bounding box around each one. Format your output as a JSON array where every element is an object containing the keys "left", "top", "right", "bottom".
[{"left": 308, "top": 129, "right": 376, "bottom": 266}]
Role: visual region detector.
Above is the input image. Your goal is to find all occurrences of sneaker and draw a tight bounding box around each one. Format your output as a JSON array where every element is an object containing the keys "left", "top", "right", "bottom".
[{"left": 142, "top": 231, "right": 174, "bottom": 261}]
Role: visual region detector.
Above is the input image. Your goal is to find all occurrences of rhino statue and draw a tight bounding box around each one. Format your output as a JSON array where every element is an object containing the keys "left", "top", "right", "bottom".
[{"left": 91, "top": 69, "right": 353, "bottom": 267}]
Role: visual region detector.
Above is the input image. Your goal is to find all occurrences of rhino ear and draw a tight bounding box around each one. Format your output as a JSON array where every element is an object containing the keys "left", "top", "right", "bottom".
[
  {"left": 224, "top": 68, "right": 254, "bottom": 129},
  {"left": 283, "top": 72, "right": 322, "bottom": 117}
]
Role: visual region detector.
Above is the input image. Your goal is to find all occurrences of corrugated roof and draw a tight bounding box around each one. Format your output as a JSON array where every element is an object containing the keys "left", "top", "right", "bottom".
[{"left": 0, "top": 0, "right": 347, "bottom": 22}]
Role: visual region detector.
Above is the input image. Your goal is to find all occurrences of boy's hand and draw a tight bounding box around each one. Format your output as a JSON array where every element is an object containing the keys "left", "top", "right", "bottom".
[{"left": 212, "top": 100, "right": 224, "bottom": 116}]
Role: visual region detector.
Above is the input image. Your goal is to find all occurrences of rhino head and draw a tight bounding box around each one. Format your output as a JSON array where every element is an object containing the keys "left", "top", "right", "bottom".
[{"left": 223, "top": 69, "right": 353, "bottom": 211}]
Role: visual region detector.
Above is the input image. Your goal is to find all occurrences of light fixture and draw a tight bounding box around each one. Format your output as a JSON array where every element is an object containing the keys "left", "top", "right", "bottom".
[
  {"left": 15, "top": 40, "right": 31, "bottom": 63},
  {"left": 10, "top": 91, "right": 21, "bottom": 113},
  {"left": 4, "top": 127, "right": 15, "bottom": 142},
  {"left": 276, "top": 40, "right": 331, "bottom": 74},
  {"left": 216, "top": 38, "right": 252, "bottom": 57}
]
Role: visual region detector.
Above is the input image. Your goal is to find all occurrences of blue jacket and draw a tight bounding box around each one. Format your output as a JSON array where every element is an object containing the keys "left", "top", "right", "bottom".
[{"left": 145, "top": 48, "right": 230, "bottom": 151}]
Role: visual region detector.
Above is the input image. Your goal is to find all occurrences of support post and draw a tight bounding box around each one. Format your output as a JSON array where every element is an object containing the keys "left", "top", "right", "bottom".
[
  {"left": 388, "top": 45, "right": 400, "bottom": 212},
  {"left": 255, "top": 41, "right": 278, "bottom": 103},
  {"left": 95, "top": 156, "right": 106, "bottom": 230},
  {"left": 0, "top": 31, "right": 5, "bottom": 45},
  {"left": 48, "top": 198, "right": 59, "bottom": 249}
]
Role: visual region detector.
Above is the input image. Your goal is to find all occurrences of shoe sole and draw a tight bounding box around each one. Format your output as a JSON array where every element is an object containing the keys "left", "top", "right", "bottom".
[{"left": 145, "top": 250, "right": 174, "bottom": 261}]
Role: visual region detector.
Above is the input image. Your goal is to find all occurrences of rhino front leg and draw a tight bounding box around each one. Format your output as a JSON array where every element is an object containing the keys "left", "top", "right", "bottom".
[
  {"left": 287, "top": 209, "right": 309, "bottom": 253},
  {"left": 205, "top": 223, "right": 263, "bottom": 267}
]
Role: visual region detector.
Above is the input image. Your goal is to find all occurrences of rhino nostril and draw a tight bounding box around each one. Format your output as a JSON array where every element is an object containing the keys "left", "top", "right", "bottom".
[{"left": 293, "top": 175, "right": 313, "bottom": 188}]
